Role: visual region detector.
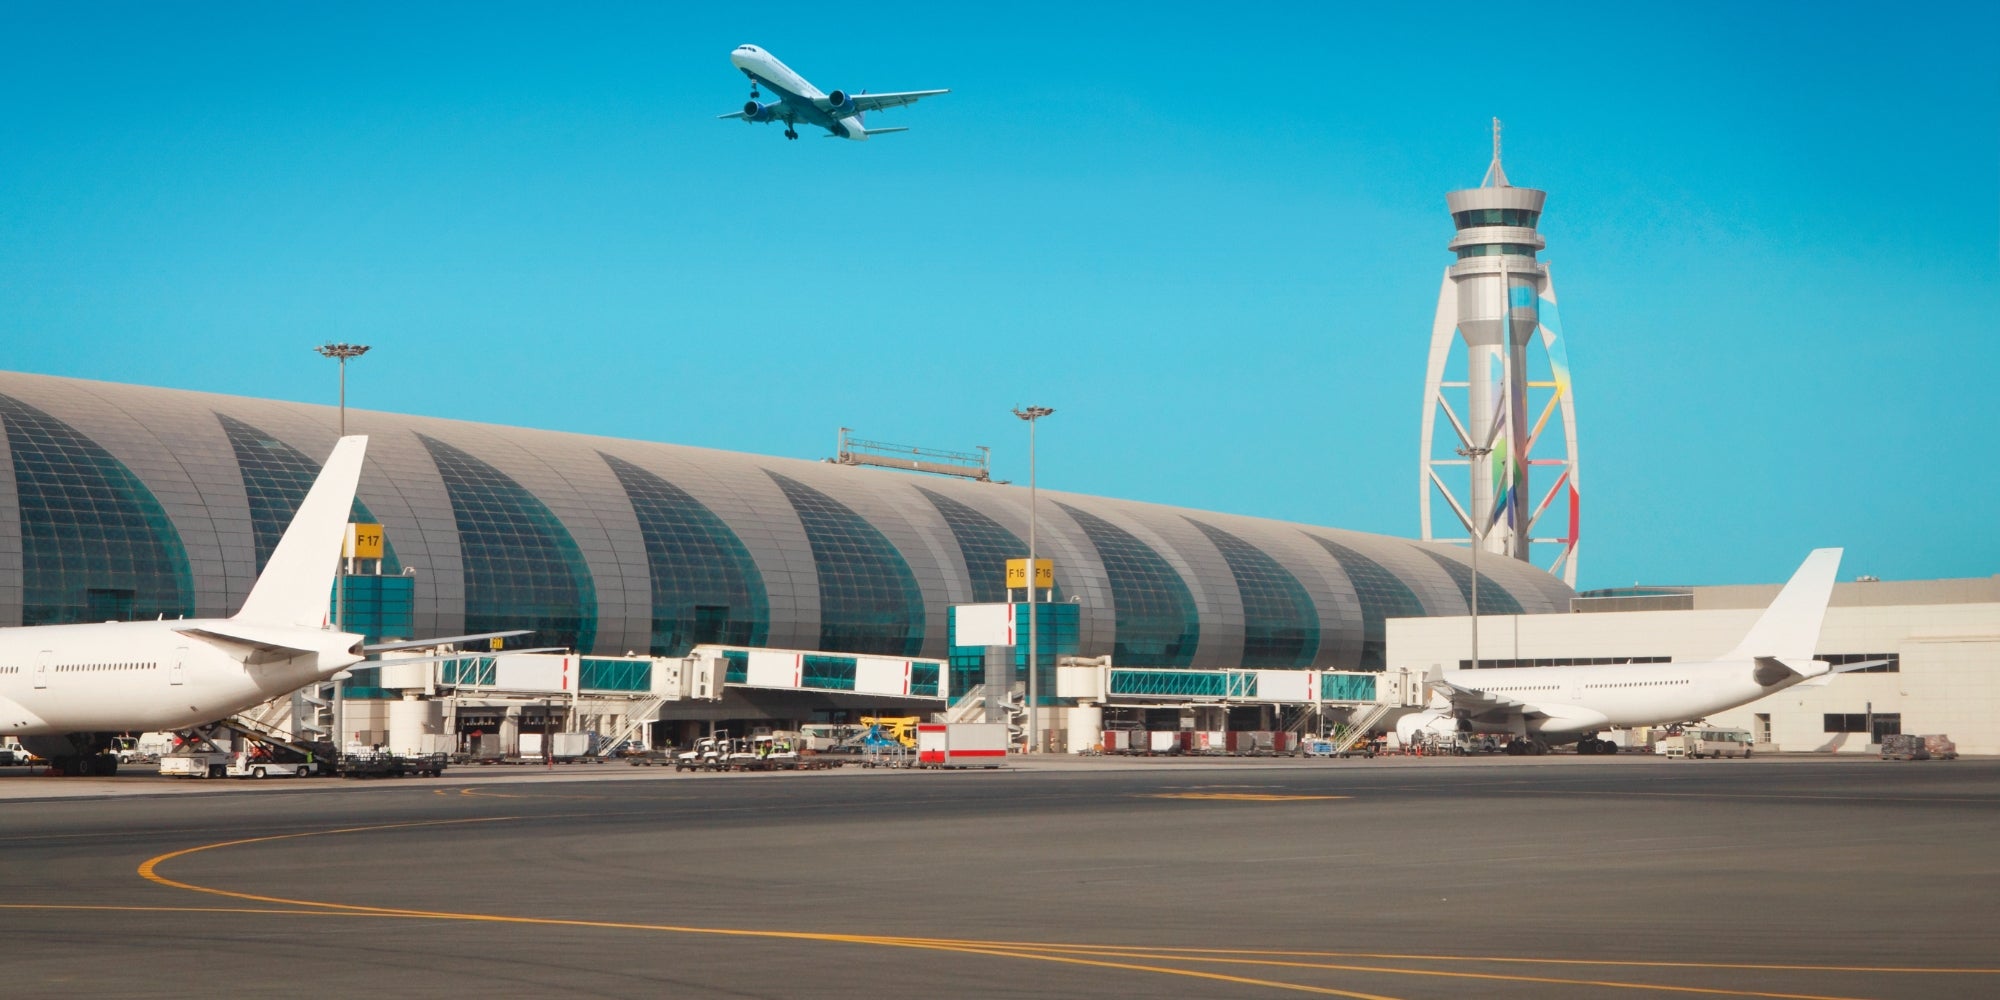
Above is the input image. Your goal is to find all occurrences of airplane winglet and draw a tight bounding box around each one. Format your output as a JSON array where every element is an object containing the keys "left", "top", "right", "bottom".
[{"left": 234, "top": 436, "right": 368, "bottom": 629}]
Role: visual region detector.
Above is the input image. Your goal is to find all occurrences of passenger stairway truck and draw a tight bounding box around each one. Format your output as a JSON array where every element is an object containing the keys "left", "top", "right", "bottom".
[
  {"left": 1331, "top": 704, "right": 1394, "bottom": 757},
  {"left": 916, "top": 723, "right": 1009, "bottom": 768},
  {"left": 160, "top": 733, "right": 320, "bottom": 779}
]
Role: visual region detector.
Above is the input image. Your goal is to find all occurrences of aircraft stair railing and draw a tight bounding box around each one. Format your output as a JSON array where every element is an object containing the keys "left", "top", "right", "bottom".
[
  {"left": 204, "top": 715, "right": 336, "bottom": 767},
  {"left": 1331, "top": 704, "right": 1393, "bottom": 755},
  {"left": 595, "top": 696, "right": 666, "bottom": 757},
  {"left": 1283, "top": 704, "right": 1322, "bottom": 741},
  {"left": 944, "top": 684, "right": 990, "bottom": 725},
  {"left": 219, "top": 712, "right": 311, "bottom": 750}
]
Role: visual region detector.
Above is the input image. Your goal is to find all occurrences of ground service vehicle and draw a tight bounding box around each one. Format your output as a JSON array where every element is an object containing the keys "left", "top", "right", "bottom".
[
  {"left": 675, "top": 733, "right": 733, "bottom": 771},
  {"left": 1663, "top": 727, "right": 1754, "bottom": 759},
  {"left": 859, "top": 716, "right": 920, "bottom": 749},
  {"left": 0, "top": 739, "right": 39, "bottom": 766}
]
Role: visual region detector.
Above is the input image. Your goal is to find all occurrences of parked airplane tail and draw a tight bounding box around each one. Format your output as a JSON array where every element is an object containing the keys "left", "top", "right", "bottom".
[
  {"left": 1720, "top": 548, "right": 1842, "bottom": 663},
  {"left": 233, "top": 435, "right": 369, "bottom": 628}
]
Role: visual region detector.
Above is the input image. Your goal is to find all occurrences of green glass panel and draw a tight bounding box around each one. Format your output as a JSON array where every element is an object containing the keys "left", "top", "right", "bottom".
[
  {"left": 1057, "top": 504, "right": 1198, "bottom": 668},
  {"left": 1417, "top": 547, "right": 1525, "bottom": 615},
  {"left": 422, "top": 435, "right": 597, "bottom": 653},
  {"left": 603, "top": 453, "right": 767, "bottom": 656},
  {"left": 1186, "top": 518, "right": 1318, "bottom": 668},
  {"left": 768, "top": 472, "right": 924, "bottom": 657},
  {"left": 1321, "top": 673, "right": 1377, "bottom": 701},
  {"left": 2, "top": 392, "right": 194, "bottom": 625}
]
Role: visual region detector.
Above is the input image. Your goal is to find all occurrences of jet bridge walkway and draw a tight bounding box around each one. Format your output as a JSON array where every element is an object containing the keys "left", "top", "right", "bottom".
[{"left": 1059, "top": 664, "right": 1420, "bottom": 711}]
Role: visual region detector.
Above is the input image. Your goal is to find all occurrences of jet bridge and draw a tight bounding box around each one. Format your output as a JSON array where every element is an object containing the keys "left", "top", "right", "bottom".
[
  {"left": 1056, "top": 662, "right": 1424, "bottom": 755},
  {"left": 348, "top": 645, "right": 949, "bottom": 755},
  {"left": 1057, "top": 663, "right": 1421, "bottom": 709}
]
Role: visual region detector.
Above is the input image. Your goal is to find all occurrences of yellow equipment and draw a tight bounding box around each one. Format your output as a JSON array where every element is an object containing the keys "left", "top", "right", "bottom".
[{"left": 859, "top": 716, "right": 921, "bottom": 749}]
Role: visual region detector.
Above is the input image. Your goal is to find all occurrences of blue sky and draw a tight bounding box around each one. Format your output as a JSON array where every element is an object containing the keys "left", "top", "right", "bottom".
[{"left": 2, "top": 1, "right": 1995, "bottom": 590}]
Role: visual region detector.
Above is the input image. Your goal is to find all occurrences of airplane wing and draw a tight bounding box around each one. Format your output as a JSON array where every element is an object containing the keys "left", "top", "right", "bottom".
[
  {"left": 836, "top": 89, "right": 949, "bottom": 114},
  {"left": 1432, "top": 676, "right": 1534, "bottom": 717},
  {"left": 364, "top": 630, "right": 530, "bottom": 653}
]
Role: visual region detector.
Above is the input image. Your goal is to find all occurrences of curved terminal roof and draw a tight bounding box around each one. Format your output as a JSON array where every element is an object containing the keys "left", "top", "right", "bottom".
[{"left": 0, "top": 371, "right": 1574, "bottom": 669}]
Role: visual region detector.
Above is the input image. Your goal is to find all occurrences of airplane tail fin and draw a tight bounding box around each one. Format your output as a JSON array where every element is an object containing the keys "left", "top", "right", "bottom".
[
  {"left": 1720, "top": 548, "right": 1842, "bottom": 662},
  {"left": 234, "top": 436, "right": 368, "bottom": 628}
]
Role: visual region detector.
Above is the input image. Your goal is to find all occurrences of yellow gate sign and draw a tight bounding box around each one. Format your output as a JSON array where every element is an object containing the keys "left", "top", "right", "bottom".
[
  {"left": 347, "top": 522, "right": 385, "bottom": 560},
  {"left": 1006, "top": 558, "right": 1053, "bottom": 590}
]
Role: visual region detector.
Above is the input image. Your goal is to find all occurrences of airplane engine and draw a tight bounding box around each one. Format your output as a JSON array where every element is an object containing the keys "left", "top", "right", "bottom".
[
  {"left": 743, "top": 101, "right": 776, "bottom": 122},
  {"left": 1395, "top": 708, "right": 1460, "bottom": 744},
  {"left": 826, "top": 90, "right": 854, "bottom": 113}
]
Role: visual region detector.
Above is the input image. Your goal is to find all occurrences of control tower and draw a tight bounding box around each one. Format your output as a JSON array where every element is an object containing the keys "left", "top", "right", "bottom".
[{"left": 1419, "top": 121, "right": 1581, "bottom": 585}]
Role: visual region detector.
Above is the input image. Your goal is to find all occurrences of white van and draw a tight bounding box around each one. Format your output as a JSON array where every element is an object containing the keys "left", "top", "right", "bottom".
[{"left": 1663, "top": 727, "right": 1754, "bottom": 759}]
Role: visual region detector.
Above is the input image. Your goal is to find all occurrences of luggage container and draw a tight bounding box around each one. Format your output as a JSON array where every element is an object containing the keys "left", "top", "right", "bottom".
[
  {"left": 1148, "top": 730, "right": 1182, "bottom": 754},
  {"left": 551, "top": 732, "right": 595, "bottom": 761},
  {"left": 1880, "top": 733, "right": 1930, "bottom": 760},
  {"left": 917, "top": 723, "right": 1009, "bottom": 768}
]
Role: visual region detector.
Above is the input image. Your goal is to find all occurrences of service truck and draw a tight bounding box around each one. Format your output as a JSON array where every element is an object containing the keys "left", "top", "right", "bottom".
[
  {"left": 0, "top": 739, "right": 39, "bottom": 767},
  {"left": 160, "top": 737, "right": 320, "bottom": 778}
]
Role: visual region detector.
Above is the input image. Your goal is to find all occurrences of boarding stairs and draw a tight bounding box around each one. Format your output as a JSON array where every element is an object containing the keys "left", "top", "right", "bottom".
[
  {"left": 196, "top": 712, "right": 334, "bottom": 763},
  {"left": 591, "top": 695, "right": 666, "bottom": 757},
  {"left": 1330, "top": 704, "right": 1394, "bottom": 755},
  {"left": 944, "top": 684, "right": 992, "bottom": 724}
]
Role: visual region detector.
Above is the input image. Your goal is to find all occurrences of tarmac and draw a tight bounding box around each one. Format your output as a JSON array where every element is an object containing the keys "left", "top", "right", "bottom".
[{"left": 2, "top": 753, "right": 1994, "bottom": 998}]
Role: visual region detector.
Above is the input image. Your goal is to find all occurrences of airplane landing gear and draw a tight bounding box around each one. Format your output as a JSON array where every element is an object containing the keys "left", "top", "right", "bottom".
[{"left": 784, "top": 127, "right": 799, "bottom": 140}]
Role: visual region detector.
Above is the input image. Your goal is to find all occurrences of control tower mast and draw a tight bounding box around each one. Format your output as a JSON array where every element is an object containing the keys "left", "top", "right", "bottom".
[{"left": 1419, "top": 121, "right": 1582, "bottom": 585}]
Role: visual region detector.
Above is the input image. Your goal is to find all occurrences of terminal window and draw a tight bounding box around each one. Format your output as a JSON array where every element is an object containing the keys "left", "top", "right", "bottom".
[
  {"left": 1821, "top": 652, "right": 1899, "bottom": 673},
  {"left": 1825, "top": 713, "right": 1901, "bottom": 738}
]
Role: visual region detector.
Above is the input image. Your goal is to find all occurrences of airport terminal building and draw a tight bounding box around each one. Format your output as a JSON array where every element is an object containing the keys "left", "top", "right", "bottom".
[{"left": 0, "top": 370, "right": 1574, "bottom": 678}]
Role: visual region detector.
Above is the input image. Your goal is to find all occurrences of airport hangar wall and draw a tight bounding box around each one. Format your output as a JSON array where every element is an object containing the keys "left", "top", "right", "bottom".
[
  {"left": 0, "top": 370, "right": 1575, "bottom": 670},
  {"left": 1386, "top": 599, "right": 2000, "bottom": 754}
]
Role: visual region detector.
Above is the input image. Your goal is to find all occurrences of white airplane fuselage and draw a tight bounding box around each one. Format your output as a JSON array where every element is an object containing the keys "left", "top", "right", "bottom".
[
  {"left": 1431, "top": 658, "right": 1815, "bottom": 736},
  {"left": 0, "top": 619, "right": 361, "bottom": 738}
]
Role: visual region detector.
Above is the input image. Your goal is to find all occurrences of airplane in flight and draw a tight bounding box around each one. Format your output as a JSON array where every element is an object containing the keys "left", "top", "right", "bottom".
[
  {"left": 1396, "top": 548, "right": 1878, "bottom": 753},
  {"left": 0, "top": 436, "right": 521, "bottom": 775},
  {"left": 718, "top": 44, "right": 946, "bottom": 141}
]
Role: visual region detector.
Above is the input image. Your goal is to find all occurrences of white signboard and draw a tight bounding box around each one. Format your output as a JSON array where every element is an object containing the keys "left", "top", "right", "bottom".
[
  {"left": 855, "top": 657, "right": 912, "bottom": 696},
  {"left": 745, "top": 650, "right": 803, "bottom": 688},
  {"left": 953, "top": 603, "right": 1014, "bottom": 647},
  {"left": 494, "top": 654, "right": 568, "bottom": 692},
  {"left": 1254, "top": 670, "right": 1313, "bottom": 703}
]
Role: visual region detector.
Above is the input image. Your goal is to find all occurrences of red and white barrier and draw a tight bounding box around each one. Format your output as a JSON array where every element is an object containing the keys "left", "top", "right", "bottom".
[{"left": 917, "top": 723, "right": 1009, "bottom": 768}]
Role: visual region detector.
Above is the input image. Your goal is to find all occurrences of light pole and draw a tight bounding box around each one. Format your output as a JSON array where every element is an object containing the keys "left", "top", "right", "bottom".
[
  {"left": 315, "top": 343, "right": 370, "bottom": 435},
  {"left": 315, "top": 343, "right": 368, "bottom": 751},
  {"left": 1013, "top": 405, "right": 1054, "bottom": 752},
  {"left": 1455, "top": 444, "right": 1492, "bottom": 673}
]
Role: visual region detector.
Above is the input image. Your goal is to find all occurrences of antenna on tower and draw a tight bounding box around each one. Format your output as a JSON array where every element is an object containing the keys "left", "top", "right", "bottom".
[{"left": 1482, "top": 117, "right": 1510, "bottom": 188}]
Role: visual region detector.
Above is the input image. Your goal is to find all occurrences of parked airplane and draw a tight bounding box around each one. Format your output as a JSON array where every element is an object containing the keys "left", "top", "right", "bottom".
[
  {"left": 0, "top": 436, "right": 372, "bottom": 775},
  {"left": 718, "top": 44, "right": 946, "bottom": 141},
  {"left": 1397, "top": 548, "right": 1876, "bottom": 753}
]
